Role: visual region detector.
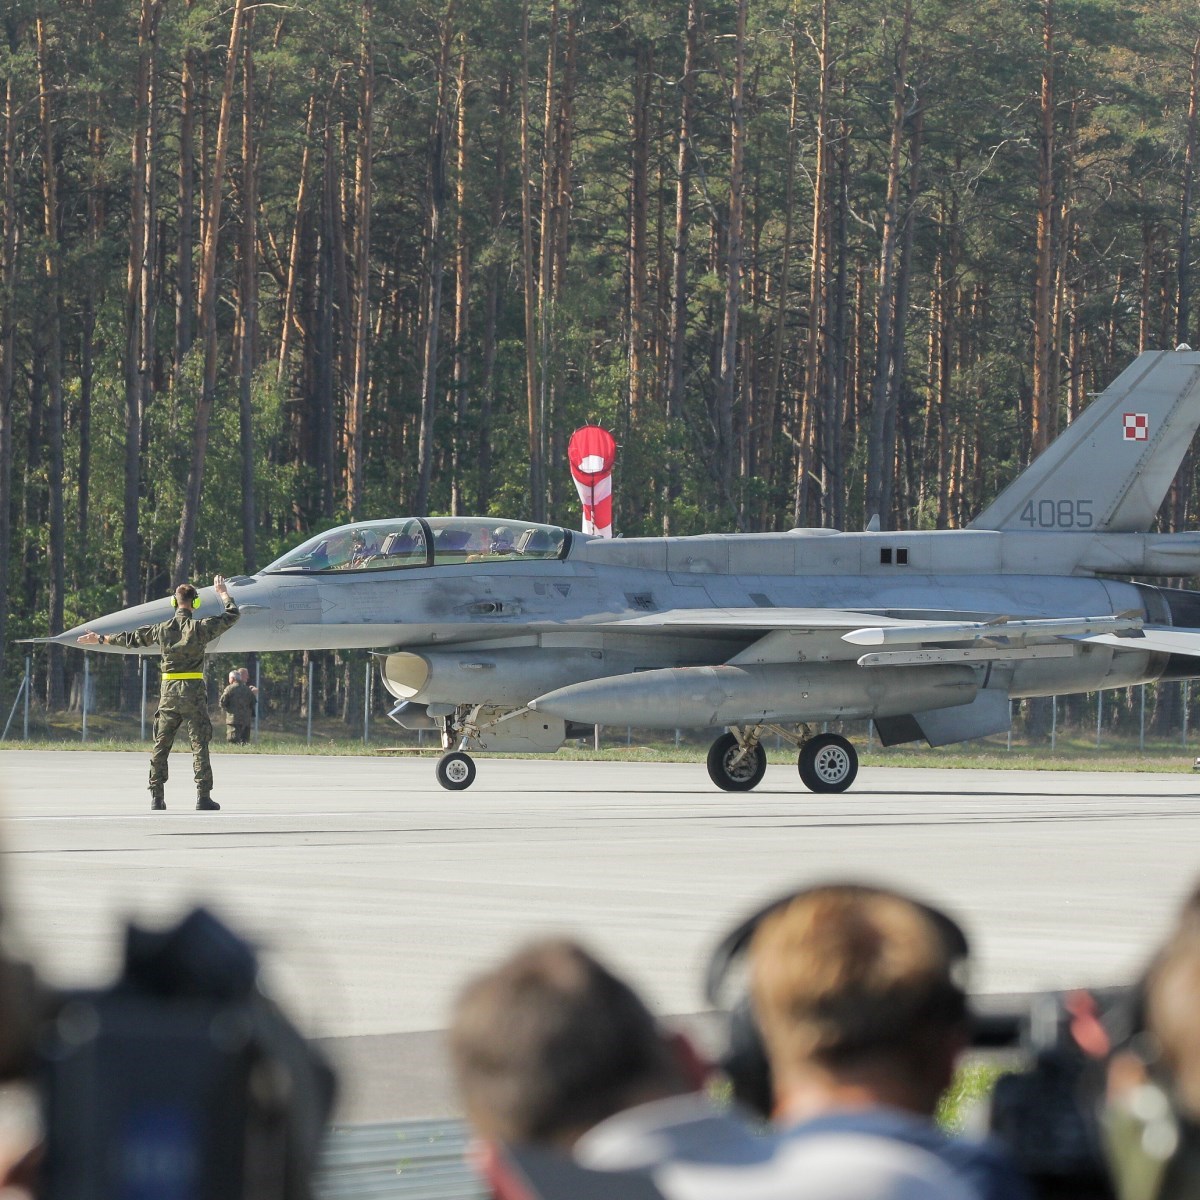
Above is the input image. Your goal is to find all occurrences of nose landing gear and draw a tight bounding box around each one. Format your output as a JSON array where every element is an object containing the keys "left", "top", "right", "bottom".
[{"left": 435, "top": 750, "right": 477, "bottom": 790}]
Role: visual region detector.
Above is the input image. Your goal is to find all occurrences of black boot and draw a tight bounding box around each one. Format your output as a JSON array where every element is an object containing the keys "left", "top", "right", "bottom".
[
  {"left": 150, "top": 784, "right": 166, "bottom": 811},
  {"left": 196, "top": 794, "right": 221, "bottom": 811}
]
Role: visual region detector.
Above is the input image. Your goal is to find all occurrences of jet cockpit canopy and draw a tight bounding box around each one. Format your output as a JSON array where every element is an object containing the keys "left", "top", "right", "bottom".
[{"left": 261, "top": 517, "right": 569, "bottom": 574}]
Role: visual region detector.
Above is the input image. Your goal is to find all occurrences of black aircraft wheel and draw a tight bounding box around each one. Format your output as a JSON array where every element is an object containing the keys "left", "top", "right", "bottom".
[
  {"left": 706, "top": 732, "right": 767, "bottom": 792},
  {"left": 798, "top": 733, "right": 858, "bottom": 793},
  {"left": 436, "top": 751, "right": 477, "bottom": 791}
]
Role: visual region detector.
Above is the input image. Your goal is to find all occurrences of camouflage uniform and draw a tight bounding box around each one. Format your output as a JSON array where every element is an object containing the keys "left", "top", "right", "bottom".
[
  {"left": 220, "top": 679, "right": 256, "bottom": 744},
  {"left": 105, "top": 596, "right": 240, "bottom": 798}
]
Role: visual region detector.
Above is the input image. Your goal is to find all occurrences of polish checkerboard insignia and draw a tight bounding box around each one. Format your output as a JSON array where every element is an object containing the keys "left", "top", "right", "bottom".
[{"left": 1123, "top": 412, "right": 1149, "bottom": 441}]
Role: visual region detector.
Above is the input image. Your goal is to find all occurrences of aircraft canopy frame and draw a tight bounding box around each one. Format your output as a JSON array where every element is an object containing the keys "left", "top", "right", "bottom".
[{"left": 260, "top": 517, "right": 571, "bottom": 575}]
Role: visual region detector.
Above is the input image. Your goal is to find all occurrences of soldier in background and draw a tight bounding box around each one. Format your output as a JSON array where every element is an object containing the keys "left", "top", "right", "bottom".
[
  {"left": 220, "top": 668, "right": 257, "bottom": 745},
  {"left": 77, "top": 576, "right": 240, "bottom": 812}
]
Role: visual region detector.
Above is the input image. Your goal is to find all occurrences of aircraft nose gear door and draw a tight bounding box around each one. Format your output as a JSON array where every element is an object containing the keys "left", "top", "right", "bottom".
[{"left": 798, "top": 733, "right": 858, "bottom": 793}]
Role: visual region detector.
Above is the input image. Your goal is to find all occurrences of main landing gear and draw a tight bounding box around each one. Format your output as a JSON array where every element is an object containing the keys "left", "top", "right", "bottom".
[{"left": 705, "top": 725, "right": 859, "bottom": 794}]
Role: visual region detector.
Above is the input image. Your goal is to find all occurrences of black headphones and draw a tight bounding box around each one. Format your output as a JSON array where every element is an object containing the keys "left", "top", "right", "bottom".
[{"left": 704, "top": 883, "right": 971, "bottom": 1118}]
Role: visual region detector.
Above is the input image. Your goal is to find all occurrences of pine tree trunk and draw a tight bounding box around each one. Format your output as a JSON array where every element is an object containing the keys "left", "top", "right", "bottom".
[
  {"left": 664, "top": 0, "right": 699, "bottom": 533},
  {"left": 278, "top": 91, "right": 317, "bottom": 385},
  {"left": 799, "top": 0, "right": 830, "bottom": 528},
  {"left": 1031, "top": 0, "right": 1056, "bottom": 457},
  {"left": 175, "top": 0, "right": 247, "bottom": 583},
  {"left": 239, "top": 12, "right": 258, "bottom": 572},
  {"left": 0, "top": 73, "right": 16, "bottom": 681},
  {"left": 175, "top": 0, "right": 196, "bottom": 381},
  {"left": 37, "top": 15, "right": 66, "bottom": 708},
  {"left": 628, "top": 46, "right": 652, "bottom": 430},
  {"left": 415, "top": 2, "right": 456, "bottom": 514},
  {"left": 1179, "top": 35, "right": 1200, "bottom": 346},
  {"left": 519, "top": 0, "right": 543, "bottom": 518},
  {"left": 477, "top": 75, "right": 509, "bottom": 514},
  {"left": 450, "top": 48, "right": 470, "bottom": 517},
  {"left": 716, "top": 0, "right": 747, "bottom": 518},
  {"left": 347, "top": 0, "right": 373, "bottom": 518},
  {"left": 864, "top": 0, "right": 912, "bottom": 528}
]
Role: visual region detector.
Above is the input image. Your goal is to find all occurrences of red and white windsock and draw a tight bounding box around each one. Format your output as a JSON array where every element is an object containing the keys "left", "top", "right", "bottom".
[{"left": 567, "top": 425, "right": 617, "bottom": 538}]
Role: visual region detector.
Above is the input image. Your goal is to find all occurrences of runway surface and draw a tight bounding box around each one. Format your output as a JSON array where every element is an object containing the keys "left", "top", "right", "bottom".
[{"left": 0, "top": 749, "right": 1196, "bottom": 1118}]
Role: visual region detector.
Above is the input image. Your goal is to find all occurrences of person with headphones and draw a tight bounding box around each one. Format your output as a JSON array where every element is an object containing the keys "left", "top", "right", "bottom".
[
  {"left": 450, "top": 936, "right": 974, "bottom": 1200},
  {"left": 1102, "top": 884, "right": 1200, "bottom": 1200},
  {"left": 713, "top": 883, "right": 1032, "bottom": 1200},
  {"left": 78, "top": 576, "right": 240, "bottom": 811}
]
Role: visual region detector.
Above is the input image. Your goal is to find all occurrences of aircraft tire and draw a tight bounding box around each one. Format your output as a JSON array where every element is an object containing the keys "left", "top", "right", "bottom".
[
  {"left": 706, "top": 732, "right": 767, "bottom": 792},
  {"left": 798, "top": 734, "right": 858, "bottom": 793},
  {"left": 436, "top": 751, "right": 477, "bottom": 791}
]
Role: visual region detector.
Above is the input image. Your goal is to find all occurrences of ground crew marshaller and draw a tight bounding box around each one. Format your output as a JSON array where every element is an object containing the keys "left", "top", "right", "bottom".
[
  {"left": 220, "top": 668, "right": 256, "bottom": 744},
  {"left": 77, "top": 576, "right": 240, "bottom": 811}
]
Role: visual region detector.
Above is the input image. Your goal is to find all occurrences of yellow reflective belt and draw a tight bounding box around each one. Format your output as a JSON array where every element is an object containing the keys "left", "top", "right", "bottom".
[{"left": 162, "top": 672, "right": 204, "bottom": 680}]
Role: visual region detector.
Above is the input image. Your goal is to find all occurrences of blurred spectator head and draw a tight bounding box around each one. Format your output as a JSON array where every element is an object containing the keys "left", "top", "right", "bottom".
[
  {"left": 239, "top": 667, "right": 250, "bottom": 684},
  {"left": 448, "top": 938, "right": 702, "bottom": 1149},
  {"left": 1103, "top": 885, "right": 1200, "bottom": 1200},
  {"left": 748, "top": 884, "right": 968, "bottom": 1118},
  {"left": 228, "top": 671, "right": 238, "bottom": 684}
]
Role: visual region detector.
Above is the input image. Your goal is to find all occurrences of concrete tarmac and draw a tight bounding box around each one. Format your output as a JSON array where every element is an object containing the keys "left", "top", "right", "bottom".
[{"left": 0, "top": 749, "right": 1196, "bottom": 1119}]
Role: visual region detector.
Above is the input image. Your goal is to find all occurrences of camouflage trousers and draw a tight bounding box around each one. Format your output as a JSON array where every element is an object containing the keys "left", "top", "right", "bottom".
[
  {"left": 226, "top": 722, "right": 251, "bottom": 745},
  {"left": 149, "top": 680, "right": 213, "bottom": 792}
]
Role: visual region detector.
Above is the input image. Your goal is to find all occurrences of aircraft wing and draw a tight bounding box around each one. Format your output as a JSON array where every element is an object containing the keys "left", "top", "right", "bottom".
[
  {"left": 590, "top": 609, "right": 1147, "bottom": 667},
  {"left": 1085, "top": 627, "right": 1200, "bottom": 659}
]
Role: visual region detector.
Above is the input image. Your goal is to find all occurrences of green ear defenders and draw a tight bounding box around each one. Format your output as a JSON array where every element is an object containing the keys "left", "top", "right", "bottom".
[{"left": 171, "top": 594, "right": 202, "bottom": 609}]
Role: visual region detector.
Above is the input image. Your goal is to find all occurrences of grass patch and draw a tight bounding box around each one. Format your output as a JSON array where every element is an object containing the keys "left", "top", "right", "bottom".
[
  {"left": 937, "top": 1061, "right": 1008, "bottom": 1132},
  {"left": 3, "top": 734, "right": 1198, "bottom": 771}
]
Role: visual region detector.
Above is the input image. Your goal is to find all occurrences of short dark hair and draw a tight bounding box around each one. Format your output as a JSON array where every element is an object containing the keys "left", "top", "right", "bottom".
[
  {"left": 448, "top": 939, "right": 676, "bottom": 1146},
  {"left": 175, "top": 584, "right": 198, "bottom": 607}
]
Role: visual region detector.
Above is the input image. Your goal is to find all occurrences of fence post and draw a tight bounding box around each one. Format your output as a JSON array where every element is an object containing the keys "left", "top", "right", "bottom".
[
  {"left": 1050, "top": 695, "right": 1057, "bottom": 752},
  {"left": 1007, "top": 700, "right": 1013, "bottom": 751},
  {"left": 1183, "top": 681, "right": 1190, "bottom": 749},
  {"left": 1, "top": 672, "right": 27, "bottom": 742},
  {"left": 1096, "top": 691, "right": 1103, "bottom": 749},
  {"left": 254, "top": 660, "right": 261, "bottom": 742},
  {"left": 24, "top": 655, "right": 31, "bottom": 740},
  {"left": 81, "top": 654, "right": 90, "bottom": 743},
  {"left": 1140, "top": 685, "right": 1146, "bottom": 752},
  {"left": 594, "top": 724, "right": 601, "bottom": 751},
  {"left": 140, "top": 658, "right": 148, "bottom": 740},
  {"left": 306, "top": 657, "right": 314, "bottom": 746},
  {"left": 363, "top": 659, "right": 371, "bottom": 746}
]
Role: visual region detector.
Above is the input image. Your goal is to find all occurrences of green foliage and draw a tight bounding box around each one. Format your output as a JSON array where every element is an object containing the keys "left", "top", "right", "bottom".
[{"left": 7, "top": 0, "right": 1200, "bottom": 691}]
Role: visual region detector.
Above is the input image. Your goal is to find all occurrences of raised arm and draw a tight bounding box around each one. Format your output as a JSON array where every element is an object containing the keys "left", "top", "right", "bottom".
[{"left": 198, "top": 574, "right": 241, "bottom": 643}]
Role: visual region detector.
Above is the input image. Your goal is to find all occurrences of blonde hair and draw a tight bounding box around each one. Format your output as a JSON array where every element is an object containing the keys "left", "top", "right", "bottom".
[{"left": 749, "top": 886, "right": 964, "bottom": 1073}]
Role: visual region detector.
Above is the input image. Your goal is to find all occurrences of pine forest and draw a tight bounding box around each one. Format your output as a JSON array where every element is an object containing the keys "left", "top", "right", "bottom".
[{"left": 4, "top": 0, "right": 1200, "bottom": 716}]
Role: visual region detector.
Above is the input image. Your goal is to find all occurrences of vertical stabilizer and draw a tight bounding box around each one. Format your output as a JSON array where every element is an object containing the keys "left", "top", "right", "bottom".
[{"left": 970, "top": 349, "right": 1200, "bottom": 532}]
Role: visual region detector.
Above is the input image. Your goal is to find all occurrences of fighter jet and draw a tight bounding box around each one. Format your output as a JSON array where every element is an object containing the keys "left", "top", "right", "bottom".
[{"left": 57, "top": 348, "right": 1200, "bottom": 792}]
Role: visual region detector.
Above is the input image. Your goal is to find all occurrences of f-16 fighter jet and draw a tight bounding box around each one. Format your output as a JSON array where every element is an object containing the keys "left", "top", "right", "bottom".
[{"left": 57, "top": 349, "right": 1200, "bottom": 793}]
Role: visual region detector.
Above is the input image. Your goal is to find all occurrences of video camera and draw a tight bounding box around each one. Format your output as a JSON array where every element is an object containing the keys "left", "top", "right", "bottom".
[
  {"left": 36, "top": 908, "right": 336, "bottom": 1200},
  {"left": 978, "top": 988, "right": 1129, "bottom": 1200}
]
